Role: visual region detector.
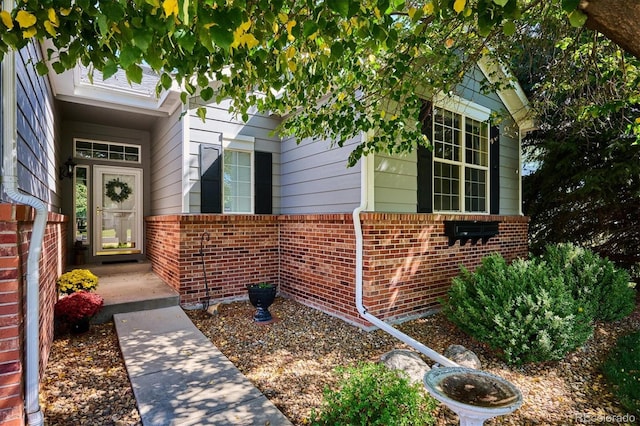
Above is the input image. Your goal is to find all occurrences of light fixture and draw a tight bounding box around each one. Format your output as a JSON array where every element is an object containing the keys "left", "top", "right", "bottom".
[{"left": 59, "top": 157, "right": 77, "bottom": 180}]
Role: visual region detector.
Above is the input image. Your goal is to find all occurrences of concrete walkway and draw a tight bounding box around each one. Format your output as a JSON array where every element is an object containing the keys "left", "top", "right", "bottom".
[{"left": 114, "top": 306, "right": 293, "bottom": 426}]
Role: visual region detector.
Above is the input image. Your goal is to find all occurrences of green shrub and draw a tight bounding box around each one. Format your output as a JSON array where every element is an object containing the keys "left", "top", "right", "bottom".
[
  {"left": 542, "top": 243, "right": 636, "bottom": 322},
  {"left": 602, "top": 331, "right": 640, "bottom": 416},
  {"left": 309, "top": 362, "right": 437, "bottom": 426},
  {"left": 444, "top": 253, "right": 593, "bottom": 365}
]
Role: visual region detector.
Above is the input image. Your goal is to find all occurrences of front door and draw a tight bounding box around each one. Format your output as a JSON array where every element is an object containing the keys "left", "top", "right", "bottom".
[{"left": 93, "top": 166, "right": 143, "bottom": 256}]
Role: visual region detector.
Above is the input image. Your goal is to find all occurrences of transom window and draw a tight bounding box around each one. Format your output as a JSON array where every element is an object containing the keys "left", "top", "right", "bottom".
[
  {"left": 74, "top": 139, "right": 141, "bottom": 163},
  {"left": 432, "top": 105, "right": 489, "bottom": 213},
  {"left": 223, "top": 150, "right": 253, "bottom": 213}
]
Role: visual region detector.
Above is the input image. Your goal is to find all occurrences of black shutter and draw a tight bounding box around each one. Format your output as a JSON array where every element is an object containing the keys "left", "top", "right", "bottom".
[
  {"left": 489, "top": 125, "right": 500, "bottom": 215},
  {"left": 417, "top": 100, "right": 433, "bottom": 213},
  {"left": 200, "top": 144, "right": 222, "bottom": 213},
  {"left": 254, "top": 151, "right": 273, "bottom": 214}
]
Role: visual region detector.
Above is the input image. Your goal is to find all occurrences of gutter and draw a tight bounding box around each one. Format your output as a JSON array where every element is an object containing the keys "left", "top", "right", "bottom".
[
  {"left": 352, "top": 143, "right": 459, "bottom": 368},
  {"left": 1, "top": 12, "right": 47, "bottom": 426}
]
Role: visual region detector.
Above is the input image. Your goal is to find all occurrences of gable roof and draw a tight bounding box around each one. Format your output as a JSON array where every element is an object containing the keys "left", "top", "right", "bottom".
[{"left": 477, "top": 55, "right": 536, "bottom": 133}]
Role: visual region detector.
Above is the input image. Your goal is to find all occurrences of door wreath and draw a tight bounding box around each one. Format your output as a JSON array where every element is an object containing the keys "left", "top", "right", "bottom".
[{"left": 105, "top": 178, "right": 132, "bottom": 203}]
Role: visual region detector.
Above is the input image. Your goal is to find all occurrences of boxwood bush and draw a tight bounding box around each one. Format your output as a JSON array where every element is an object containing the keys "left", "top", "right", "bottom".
[
  {"left": 444, "top": 245, "right": 636, "bottom": 365},
  {"left": 444, "top": 254, "right": 593, "bottom": 365},
  {"left": 310, "top": 362, "right": 437, "bottom": 426}
]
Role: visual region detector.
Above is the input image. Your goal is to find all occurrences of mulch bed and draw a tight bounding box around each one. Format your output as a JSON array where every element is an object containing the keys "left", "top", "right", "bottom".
[{"left": 41, "top": 295, "right": 639, "bottom": 425}]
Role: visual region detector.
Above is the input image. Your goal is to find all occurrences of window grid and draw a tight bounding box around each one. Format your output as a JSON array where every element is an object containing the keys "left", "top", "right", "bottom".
[
  {"left": 223, "top": 150, "right": 252, "bottom": 213},
  {"left": 432, "top": 107, "right": 489, "bottom": 213},
  {"left": 74, "top": 140, "right": 141, "bottom": 163}
]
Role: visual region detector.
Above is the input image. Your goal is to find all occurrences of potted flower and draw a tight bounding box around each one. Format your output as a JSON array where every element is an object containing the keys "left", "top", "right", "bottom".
[
  {"left": 54, "top": 291, "right": 104, "bottom": 334},
  {"left": 57, "top": 269, "right": 99, "bottom": 294},
  {"left": 246, "top": 282, "right": 277, "bottom": 322}
]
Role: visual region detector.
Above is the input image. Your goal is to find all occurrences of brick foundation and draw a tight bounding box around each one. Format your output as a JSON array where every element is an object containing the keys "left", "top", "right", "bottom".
[
  {"left": 0, "top": 204, "right": 67, "bottom": 425},
  {"left": 146, "top": 213, "right": 528, "bottom": 328}
]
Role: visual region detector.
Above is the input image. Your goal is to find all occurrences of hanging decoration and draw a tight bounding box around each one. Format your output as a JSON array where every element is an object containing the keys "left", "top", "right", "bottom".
[{"left": 105, "top": 178, "right": 132, "bottom": 203}]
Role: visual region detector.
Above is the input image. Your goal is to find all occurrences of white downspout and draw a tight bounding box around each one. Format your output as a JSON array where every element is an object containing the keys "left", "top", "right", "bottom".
[
  {"left": 352, "top": 143, "right": 458, "bottom": 368},
  {"left": 1, "top": 11, "right": 47, "bottom": 425}
]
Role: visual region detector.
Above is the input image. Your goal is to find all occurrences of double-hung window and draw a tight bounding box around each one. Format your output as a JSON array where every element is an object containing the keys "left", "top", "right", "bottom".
[
  {"left": 431, "top": 97, "right": 490, "bottom": 213},
  {"left": 223, "top": 149, "right": 253, "bottom": 213},
  {"left": 200, "top": 134, "right": 272, "bottom": 215}
]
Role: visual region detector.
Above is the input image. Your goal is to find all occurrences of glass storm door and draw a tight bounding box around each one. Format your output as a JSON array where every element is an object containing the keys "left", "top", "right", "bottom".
[{"left": 93, "top": 166, "right": 143, "bottom": 255}]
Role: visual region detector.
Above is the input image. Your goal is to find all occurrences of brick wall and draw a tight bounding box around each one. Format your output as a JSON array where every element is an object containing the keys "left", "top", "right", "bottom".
[
  {"left": 146, "top": 213, "right": 528, "bottom": 328},
  {"left": 146, "top": 215, "right": 280, "bottom": 307},
  {"left": 359, "top": 213, "right": 529, "bottom": 325},
  {"left": 0, "top": 204, "right": 67, "bottom": 425},
  {"left": 279, "top": 215, "right": 358, "bottom": 324}
]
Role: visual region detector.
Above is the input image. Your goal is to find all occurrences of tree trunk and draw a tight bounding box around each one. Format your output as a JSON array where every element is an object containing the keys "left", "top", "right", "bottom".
[{"left": 579, "top": 0, "right": 640, "bottom": 59}]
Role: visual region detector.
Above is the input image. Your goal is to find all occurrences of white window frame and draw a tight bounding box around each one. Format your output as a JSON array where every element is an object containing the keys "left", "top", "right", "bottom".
[
  {"left": 432, "top": 94, "right": 491, "bottom": 214},
  {"left": 73, "top": 138, "right": 142, "bottom": 164},
  {"left": 222, "top": 135, "right": 255, "bottom": 214}
]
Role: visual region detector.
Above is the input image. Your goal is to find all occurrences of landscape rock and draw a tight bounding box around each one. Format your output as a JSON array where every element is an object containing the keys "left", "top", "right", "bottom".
[
  {"left": 444, "top": 344, "right": 482, "bottom": 369},
  {"left": 380, "top": 349, "right": 431, "bottom": 384},
  {"left": 206, "top": 303, "right": 221, "bottom": 316}
]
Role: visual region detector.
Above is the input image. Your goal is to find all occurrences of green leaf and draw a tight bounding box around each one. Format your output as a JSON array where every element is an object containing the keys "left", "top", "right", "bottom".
[
  {"left": 503, "top": 20, "right": 516, "bottom": 36},
  {"left": 330, "top": 41, "right": 344, "bottom": 59},
  {"left": 561, "top": 0, "right": 580, "bottom": 13},
  {"left": 133, "top": 29, "right": 153, "bottom": 53},
  {"left": 197, "top": 73, "right": 209, "bottom": 88},
  {"left": 303, "top": 21, "right": 318, "bottom": 38},
  {"left": 102, "top": 60, "right": 118, "bottom": 80},
  {"left": 493, "top": 0, "right": 509, "bottom": 6},
  {"left": 96, "top": 14, "right": 108, "bottom": 35},
  {"left": 200, "top": 86, "right": 214, "bottom": 102},
  {"left": 196, "top": 106, "right": 207, "bottom": 122},
  {"left": 35, "top": 61, "right": 49, "bottom": 76},
  {"left": 327, "top": 0, "right": 350, "bottom": 17},
  {"left": 99, "top": 0, "right": 125, "bottom": 22},
  {"left": 119, "top": 45, "right": 141, "bottom": 69},
  {"left": 210, "top": 26, "right": 234, "bottom": 50},
  {"left": 174, "top": 28, "right": 196, "bottom": 53},
  {"left": 126, "top": 64, "right": 143, "bottom": 84},
  {"left": 59, "top": 51, "right": 75, "bottom": 69},
  {"left": 161, "top": 72, "right": 173, "bottom": 90},
  {"left": 143, "top": 46, "right": 164, "bottom": 70},
  {"left": 51, "top": 61, "right": 66, "bottom": 74},
  {"left": 568, "top": 10, "right": 587, "bottom": 28}
]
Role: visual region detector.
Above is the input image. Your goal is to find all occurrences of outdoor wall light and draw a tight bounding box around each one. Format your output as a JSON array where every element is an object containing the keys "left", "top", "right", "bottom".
[{"left": 59, "top": 157, "right": 77, "bottom": 180}]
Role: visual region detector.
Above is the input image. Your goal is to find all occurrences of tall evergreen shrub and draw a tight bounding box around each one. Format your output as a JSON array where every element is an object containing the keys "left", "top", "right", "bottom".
[{"left": 542, "top": 243, "right": 636, "bottom": 322}]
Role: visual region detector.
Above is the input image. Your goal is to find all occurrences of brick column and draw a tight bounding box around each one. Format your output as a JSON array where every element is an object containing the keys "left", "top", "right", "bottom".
[{"left": 0, "top": 205, "right": 24, "bottom": 425}]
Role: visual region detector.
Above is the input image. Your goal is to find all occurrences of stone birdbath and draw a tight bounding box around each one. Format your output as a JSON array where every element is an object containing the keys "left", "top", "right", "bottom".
[{"left": 424, "top": 366, "right": 522, "bottom": 426}]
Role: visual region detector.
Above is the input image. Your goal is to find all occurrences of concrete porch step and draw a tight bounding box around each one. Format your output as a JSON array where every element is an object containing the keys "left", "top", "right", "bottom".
[{"left": 85, "top": 261, "right": 180, "bottom": 324}]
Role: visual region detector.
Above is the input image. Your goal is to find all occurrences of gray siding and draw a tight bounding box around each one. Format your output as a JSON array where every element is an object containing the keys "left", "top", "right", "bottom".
[
  {"left": 187, "top": 99, "right": 281, "bottom": 213},
  {"left": 373, "top": 66, "right": 522, "bottom": 214},
  {"left": 280, "top": 134, "right": 362, "bottom": 214},
  {"left": 459, "top": 67, "right": 521, "bottom": 215},
  {"left": 373, "top": 151, "right": 417, "bottom": 212},
  {"left": 8, "top": 43, "right": 61, "bottom": 209},
  {"left": 150, "top": 108, "right": 184, "bottom": 214}
]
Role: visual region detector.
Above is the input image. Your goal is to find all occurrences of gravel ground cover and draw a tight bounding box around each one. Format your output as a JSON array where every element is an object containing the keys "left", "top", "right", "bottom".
[
  {"left": 40, "top": 323, "right": 142, "bottom": 426},
  {"left": 41, "top": 295, "right": 638, "bottom": 425}
]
